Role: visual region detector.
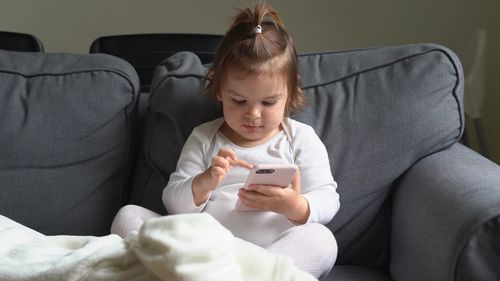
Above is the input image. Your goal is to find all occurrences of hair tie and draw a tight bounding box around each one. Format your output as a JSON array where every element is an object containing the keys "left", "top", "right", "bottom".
[{"left": 253, "top": 25, "right": 262, "bottom": 34}]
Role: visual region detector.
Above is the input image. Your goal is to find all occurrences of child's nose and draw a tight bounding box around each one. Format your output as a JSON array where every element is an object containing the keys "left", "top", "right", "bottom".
[{"left": 246, "top": 106, "right": 261, "bottom": 119}]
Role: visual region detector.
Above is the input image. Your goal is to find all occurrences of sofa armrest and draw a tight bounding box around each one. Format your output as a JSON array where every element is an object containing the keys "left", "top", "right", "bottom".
[{"left": 391, "top": 143, "right": 500, "bottom": 281}]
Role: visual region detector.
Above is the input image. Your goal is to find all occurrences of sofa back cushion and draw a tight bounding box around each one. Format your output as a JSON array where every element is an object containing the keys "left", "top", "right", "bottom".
[
  {"left": 0, "top": 50, "right": 139, "bottom": 235},
  {"left": 130, "top": 44, "right": 463, "bottom": 267}
]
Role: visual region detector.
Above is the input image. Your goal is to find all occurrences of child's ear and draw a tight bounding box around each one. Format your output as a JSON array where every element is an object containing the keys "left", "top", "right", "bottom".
[
  {"left": 208, "top": 69, "right": 215, "bottom": 80},
  {"left": 207, "top": 69, "right": 222, "bottom": 102}
]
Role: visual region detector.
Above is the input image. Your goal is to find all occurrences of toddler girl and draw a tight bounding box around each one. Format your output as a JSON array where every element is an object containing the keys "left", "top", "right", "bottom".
[{"left": 111, "top": 3, "right": 340, "bottom": 279}]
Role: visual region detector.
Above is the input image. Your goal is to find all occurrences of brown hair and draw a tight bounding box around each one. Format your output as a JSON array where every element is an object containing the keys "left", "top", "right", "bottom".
[{"left": 205, "top": 3, "right": 304, "bottom": 115}]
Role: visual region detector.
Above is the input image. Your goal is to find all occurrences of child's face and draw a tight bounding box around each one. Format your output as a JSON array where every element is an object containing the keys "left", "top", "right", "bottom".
[{"left": 217, "top": 71, "right": 287, "bottom": 146}]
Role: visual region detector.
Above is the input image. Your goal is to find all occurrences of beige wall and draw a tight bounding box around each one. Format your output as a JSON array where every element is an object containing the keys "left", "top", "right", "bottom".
[{"left": 1, "top": 0, "right": 498, "bottom": 163}]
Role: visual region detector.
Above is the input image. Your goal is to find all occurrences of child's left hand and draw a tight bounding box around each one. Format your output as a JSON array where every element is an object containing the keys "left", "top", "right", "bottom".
[{"left": 237, "top": 170, "right": 310, "bottom": 224}]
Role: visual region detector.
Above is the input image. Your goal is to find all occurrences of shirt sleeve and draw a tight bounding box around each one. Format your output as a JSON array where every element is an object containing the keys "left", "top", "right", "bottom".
[
  {"left": 292, "top": 123, "right": 340, "bottom": 225},
  {"left": 162, "top": 126, "right": 210, "bottom": 214}
]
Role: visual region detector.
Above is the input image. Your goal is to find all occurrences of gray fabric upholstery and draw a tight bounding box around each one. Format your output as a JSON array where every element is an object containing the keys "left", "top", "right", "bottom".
[
  {"left": 129, "top": 43, "right": 468, "bottom": 279},
  {"left": 392, "top": 143, "right": 500, "bottom": 281},
  {"left": 0, "top": 50, "right": 140, "bottom": 235},
  {"left": 327, "top": 266, "right": 391, "bottom": 281}
]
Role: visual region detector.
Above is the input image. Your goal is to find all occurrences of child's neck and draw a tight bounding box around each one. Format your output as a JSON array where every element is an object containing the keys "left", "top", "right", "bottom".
[{"left": 220, "top": 122, "right": 282, "bottom": 148}]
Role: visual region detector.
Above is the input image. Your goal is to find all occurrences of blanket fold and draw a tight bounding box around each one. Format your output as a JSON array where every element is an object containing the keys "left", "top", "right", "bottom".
[{"left": 0, "top": 213, "right": 316, "bottom": 281}]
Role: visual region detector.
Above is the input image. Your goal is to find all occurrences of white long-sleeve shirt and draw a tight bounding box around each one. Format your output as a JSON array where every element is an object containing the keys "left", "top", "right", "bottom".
[{"left": 163, "top": 117, "right": 339, "bottom": 247}]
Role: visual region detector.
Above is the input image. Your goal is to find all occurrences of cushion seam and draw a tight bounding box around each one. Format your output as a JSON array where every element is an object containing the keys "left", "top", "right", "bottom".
[{"left": 0, "top": 68, "right": 138, "bottom": 99}]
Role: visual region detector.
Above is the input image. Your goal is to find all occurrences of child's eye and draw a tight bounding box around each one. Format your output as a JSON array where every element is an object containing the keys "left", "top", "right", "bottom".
[
  {"left": 263, "top": 101, "right": 277, "bottom": 106},
  {"left": 232, "top": 98, "right": 246, "bottom": 105}
]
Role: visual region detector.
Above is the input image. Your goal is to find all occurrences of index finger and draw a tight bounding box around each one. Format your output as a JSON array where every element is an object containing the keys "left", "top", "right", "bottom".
[
  {"left": 218, "top": 147, "right": 237, "bottom": 158},
  {"left": 230, "top": 158, "right": 254, "bottom": 169}
]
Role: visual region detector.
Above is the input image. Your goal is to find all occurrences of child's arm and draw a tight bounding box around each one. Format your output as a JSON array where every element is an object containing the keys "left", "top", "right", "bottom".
[
  {"left": 163, "top": 123, "right": 253, "bottom": 214},
  {"left": 292, "top": 126, "right": 340, "bottom": 225}
]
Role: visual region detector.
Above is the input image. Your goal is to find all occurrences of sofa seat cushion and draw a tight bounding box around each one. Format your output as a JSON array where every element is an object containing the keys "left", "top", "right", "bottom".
[{"left": 328, "top": 265, "right": 391, "bottom": 281}]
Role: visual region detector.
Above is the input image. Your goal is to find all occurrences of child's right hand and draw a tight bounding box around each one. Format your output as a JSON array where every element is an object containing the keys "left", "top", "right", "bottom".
[
  {"left": 192, "top": 148, "right": 253, "bottom": 205},
  {"left": 209, "top": 147, "right": 254, "bottom": 185}
]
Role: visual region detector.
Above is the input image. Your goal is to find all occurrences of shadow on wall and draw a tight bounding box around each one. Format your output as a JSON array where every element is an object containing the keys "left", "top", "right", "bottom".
[{"left": 461, "top": 28, "right": 491, "bottom": 159}]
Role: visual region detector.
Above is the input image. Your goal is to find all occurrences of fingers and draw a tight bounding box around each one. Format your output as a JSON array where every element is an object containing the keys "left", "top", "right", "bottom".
[
  {"left": 212, "top": 155, "right": 230, "bottom": 173},
  {"left": 239, "top": 185, "right": 304, "bottom": 216},
  {"left": 217, "top": 147, "right": 237, "bottom": 159},
  {"left": 238, "top": 186, "right": 292, "bottom": 212},
  {"left": 217, "top": 147, "right": 253, "bottom": 169},
  {"left": 210, "top": 165, "right": 226, "bottom": 179},
  {"left": 245, "top": 184, "right": 276, "bottom": 196},
  {"left": 231, "top": 158, "right": 254, "bottom": 169},
  {"left": 291, "top": 169, "right": 301, "bottom": 192},
  {"left": 208, "top": 148, "right": 253, "bottom": 186},
  {"left": 238, "top": 188, "right": 268, "bottom": 210}
]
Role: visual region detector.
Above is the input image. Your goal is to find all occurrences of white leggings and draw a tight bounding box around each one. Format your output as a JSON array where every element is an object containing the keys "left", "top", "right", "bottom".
[{"left": 111, "top": 205, "right": 337, "bottom": 279}]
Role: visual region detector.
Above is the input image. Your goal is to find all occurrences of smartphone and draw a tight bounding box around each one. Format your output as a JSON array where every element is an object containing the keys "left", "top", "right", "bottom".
[
  {"left": 243, "top": 164, "right": 298, "bottom": 189},
  {"left": 235, "top": 163, "right": 298, "bottom": 211}
]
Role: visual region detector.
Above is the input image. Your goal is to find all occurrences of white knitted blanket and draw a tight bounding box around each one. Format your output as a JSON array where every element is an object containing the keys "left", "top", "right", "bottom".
[{"left": 0, "top": 213, "right": 315, "bottom": 281}]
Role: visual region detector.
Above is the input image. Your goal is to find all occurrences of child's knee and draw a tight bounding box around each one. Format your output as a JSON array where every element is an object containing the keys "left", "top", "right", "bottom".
[
  {"left": 312, "top": 224, "right": 337, "bottom": 255},
  {"left": 308, "top": 223, "right": 337, "bottom": 277},
  {"left": 115, "top": 204, "right": 142, "bottom": 219},
  {"left": 299, "top": 223, "right": 337, "bottom": 273},
  {"left": 110, "top": 204, "right": 156, "bottom": 237}
]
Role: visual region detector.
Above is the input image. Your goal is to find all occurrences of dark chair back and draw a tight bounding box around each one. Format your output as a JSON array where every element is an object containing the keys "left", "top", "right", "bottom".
[
  {"left": 89, "top": 33, "right": 223, "bottom": 93},
  {"left": 0, "top": 31, "right": 44, "bottom": 52}
]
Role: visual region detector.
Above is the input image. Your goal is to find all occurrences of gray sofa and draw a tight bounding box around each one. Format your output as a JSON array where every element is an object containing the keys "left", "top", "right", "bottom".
[{"left": 1, "top": 44, "right": 499, "bottom": 281}]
